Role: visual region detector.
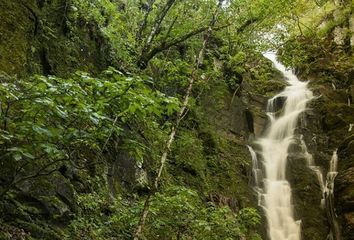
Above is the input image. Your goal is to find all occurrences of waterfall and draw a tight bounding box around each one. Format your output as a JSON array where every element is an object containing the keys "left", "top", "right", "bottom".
[
  {"left": 324, "top": 150, "right": 342, "bottom": 240},
  {"left": 247, "top": 145, "right": 262, "bottom": 206},
  {"left": 256, "top": 52, "right": 314, "bottom": 240},
  {"left": 299, "top": 135, "right": 325, "bottom": 208},
  {"left": 300, "top": 138, "right": 341, "bottom": 240}
]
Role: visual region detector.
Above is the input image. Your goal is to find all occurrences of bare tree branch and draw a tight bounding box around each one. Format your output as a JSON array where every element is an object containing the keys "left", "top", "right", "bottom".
[
  {"left": 136, "top": 0, "right": 157, "bottom": 42},
  {"left": 142, "top": 0, "right": 177, "bottom": 54},
  {"left": 133, "top": 2, "right": 223, "bottom": 239},
  {"left": 0, "top": 158, "right": 66, "bottom": 197},
  {"left": 139, "top": 23, "right": 231, "bottom": 68}
]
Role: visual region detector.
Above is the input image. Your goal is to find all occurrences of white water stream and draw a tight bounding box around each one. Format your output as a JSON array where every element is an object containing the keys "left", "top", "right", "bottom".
[
  {"left": 325, "top": 149, "right": 342, "bottom": 240},
  {"left": 247, "top": 145, "right": 262, "bottom": 206},
  {"left": 256, "top": 52, "right": 314, "bottom": 240},
  {"left": 299, "top": 135, "right": 325, "bottom": 206}
]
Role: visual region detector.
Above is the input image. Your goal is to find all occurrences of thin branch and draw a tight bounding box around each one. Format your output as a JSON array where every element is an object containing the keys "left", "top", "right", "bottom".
[
  {"left": 107, "top": 81, "right": 134, "bottom": 103},
  {"left": 3, "top": 102, "right": 10, "bottom": 130},
  {"left": 133, "top": 2, "right": 223, "bottom": 239},
  {"left": 293, "top": 14, "right": 304, "bottom": 36},
  {"left": 101, "top": 116, "right": 119, "bottom": 153},
  {"left": 139, "top": 23, "right": 231, "bottom": 68},
  {"left": 136, "top": 0, "right": 156, "bottom": 42},
  {"left": 142, "top": 0, "right": 177, "bottom": 54},
  {"left": 162, "top": 15, "right": 178, "bottom": 43},
  {"left": 0, "top": 158, "right": 66, "bottom": 197},
  {"left": 235, "top": 17, "right": 259, "bottom": 34},
  {"left": 230, "top": 85, "right": 241, "bottom": 107}
]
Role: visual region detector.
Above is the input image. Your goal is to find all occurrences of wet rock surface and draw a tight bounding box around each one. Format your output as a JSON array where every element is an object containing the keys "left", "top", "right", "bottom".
[{"left": 296, "top": 79, "right": 354, "bottom": 239}]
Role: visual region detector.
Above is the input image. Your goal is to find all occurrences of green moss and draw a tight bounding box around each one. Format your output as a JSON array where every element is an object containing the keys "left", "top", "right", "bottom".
[
  {"left": 15, "top": 219, "right": 64, "bottom": 240},
  {"left": 243, "top": 53, "right": 287, "bottom": 96},
  {"left": 0, "top": 0, "right": 112, "bottom": 77},
  {"left": 0, "top": 1, "right": 35, "bottom": 76},
  {"left": 167, "top": 123, "right": 254, "bottom": 208},
  {"left": 318, "top": 7, "right": 352, "bottom": 37},
  {"left": 207, "top": 138, "right": 253, "bottom": 205}
]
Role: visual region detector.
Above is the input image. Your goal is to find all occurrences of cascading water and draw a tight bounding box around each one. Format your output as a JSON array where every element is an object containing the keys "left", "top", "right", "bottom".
[
  {"left": 324, "top": 150, "right": 342, "bottom": 240},
  {"left": 300, "top": 136, "right": 342, "bottom": 239},
  {"left": 256, "top": 52, "right": 314, "bottom": 240},
  {"left": 247, "top": 145, "right": 262, "bottom": 206},
  {"left": 299, "top": 135, "right": 325, "bottom": 206}
]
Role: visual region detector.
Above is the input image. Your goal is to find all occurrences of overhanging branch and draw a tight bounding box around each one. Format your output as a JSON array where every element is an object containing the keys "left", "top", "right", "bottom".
[{"left": 138, "top": 23, "right": 231, "bottom": 68}]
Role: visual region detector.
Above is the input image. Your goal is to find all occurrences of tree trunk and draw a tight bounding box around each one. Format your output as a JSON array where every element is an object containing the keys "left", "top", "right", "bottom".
[
  {"left": 142, "top": 0, "right": 176, "bottom": 54},
  {"left": 132, "top": 2, "right": 223, "bottom": 239},
  {"left": 136, "top": 0, "right": 156, "bottom": 42}
]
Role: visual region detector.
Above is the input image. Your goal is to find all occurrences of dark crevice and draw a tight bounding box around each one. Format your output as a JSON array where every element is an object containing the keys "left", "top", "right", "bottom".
[
  {"left": 36, "top": 0, "right": 46, "bottom": 9},
  {"left": 21, "top": 3, "right": 40, "bottom": 36},
  {"left": 272, "top": 96, "right": 286, "bottom": 112},
  {"left": 245, "top": 109, "right": 254, "bottom": 133},
  {"left": 39, "top": 48, "right": 53, "bottom": 75}
]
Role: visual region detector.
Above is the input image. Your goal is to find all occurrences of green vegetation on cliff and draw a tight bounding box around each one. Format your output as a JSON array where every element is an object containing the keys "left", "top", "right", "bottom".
[{"left": 1, "top": 0, "right": 354, "bottom": 239}]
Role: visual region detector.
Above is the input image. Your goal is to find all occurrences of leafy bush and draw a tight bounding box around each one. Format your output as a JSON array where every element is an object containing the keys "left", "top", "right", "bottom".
[
  {"left": 66, "top": 186, "right": 261, "bottom": 240},
  {"left": 0, "top": 69, "right": 179, "bottom": 196}
]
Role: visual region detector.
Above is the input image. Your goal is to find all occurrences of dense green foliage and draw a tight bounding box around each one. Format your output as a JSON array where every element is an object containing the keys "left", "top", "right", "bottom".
[
  {"left": 66, "top": 186, "right": 260, "bottom": 240},
  {"left": 0, "top": 0, "right": 290, "bottom": 237},
  {"left": 0, "top": 69, "right": 179, "bottom": 197},
  {"left": 276, "top": 1, "right": 354, "bottom": 75},
  {"left": 4, "top": 0, "right": 352, "bottom": 239}
]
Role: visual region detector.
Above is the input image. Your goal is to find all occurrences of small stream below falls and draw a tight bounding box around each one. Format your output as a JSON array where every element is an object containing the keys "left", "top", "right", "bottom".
[{"left": 250, "top": 52, "right": 315, "bottom": 240}]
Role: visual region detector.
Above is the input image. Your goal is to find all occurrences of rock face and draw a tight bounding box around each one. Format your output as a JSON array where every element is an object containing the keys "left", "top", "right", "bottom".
[
  {"left": 249, "top": 71, "right": 354, "bottom": 240},
  {"left": 0, "top": 0, "right": 111, "bottom": 77},
  {"left": 0, "top": 2, "right": 276, "bottom": 238},
  {"left": 336, "top": 134, "right": 354, "bottom": 239},
  {"left": 1, "top": 1, "right": 353, "bottom": 240},
  {"left": 273, "top": 3, "right": 354, "bottom": 238},
  {"left": 246, "top": 50, "right": 354, "bottom": 239},
  {"left": 294, "top": 77, "right": 354, "bottom": 239},
  {"left": 0, "top": 1, "right": 126, "bottom": 238},
  {"left": 330, "top": 13, "right": 354, "bottom": 236},
  {"left": 249, "top": 76, "right": 331, "bottom": 239},
  {"left": 287, "top": 140, "right": 329, "bottom": 240},
  {"left": 333, "top": 27, "right": 347, "bottom": 45}
]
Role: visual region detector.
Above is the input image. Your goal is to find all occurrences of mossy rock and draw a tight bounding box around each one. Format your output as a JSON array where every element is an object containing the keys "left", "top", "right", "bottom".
[
  {"left": 0, "top": 0, "right": 111, "bottom": 77},
  {"left": 287, "top": 152, "right": 329, "bottom": 240},
  {"left": 14, "top": 219, "right": 63, "bottom": 240},
  {"left": 0, "top": 0, "right": 36, "bottom": 76}
]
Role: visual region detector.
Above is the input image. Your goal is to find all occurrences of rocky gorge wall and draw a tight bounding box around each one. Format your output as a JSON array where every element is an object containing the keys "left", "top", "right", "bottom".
[
  {"left": 0, "top": 1, "right": 274, "bottom": 238},
  {"left": 276, "top": 2, "right": 354, "bottom": 239},
  {"left": 0, "top": 0, "right": 112, "bottom": 77},
  {"left": 1, "top": 0, "right": 353, "bottom": 239},
  {"left": 300, "top": 70, "right": 354, "bottom": 240}
]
